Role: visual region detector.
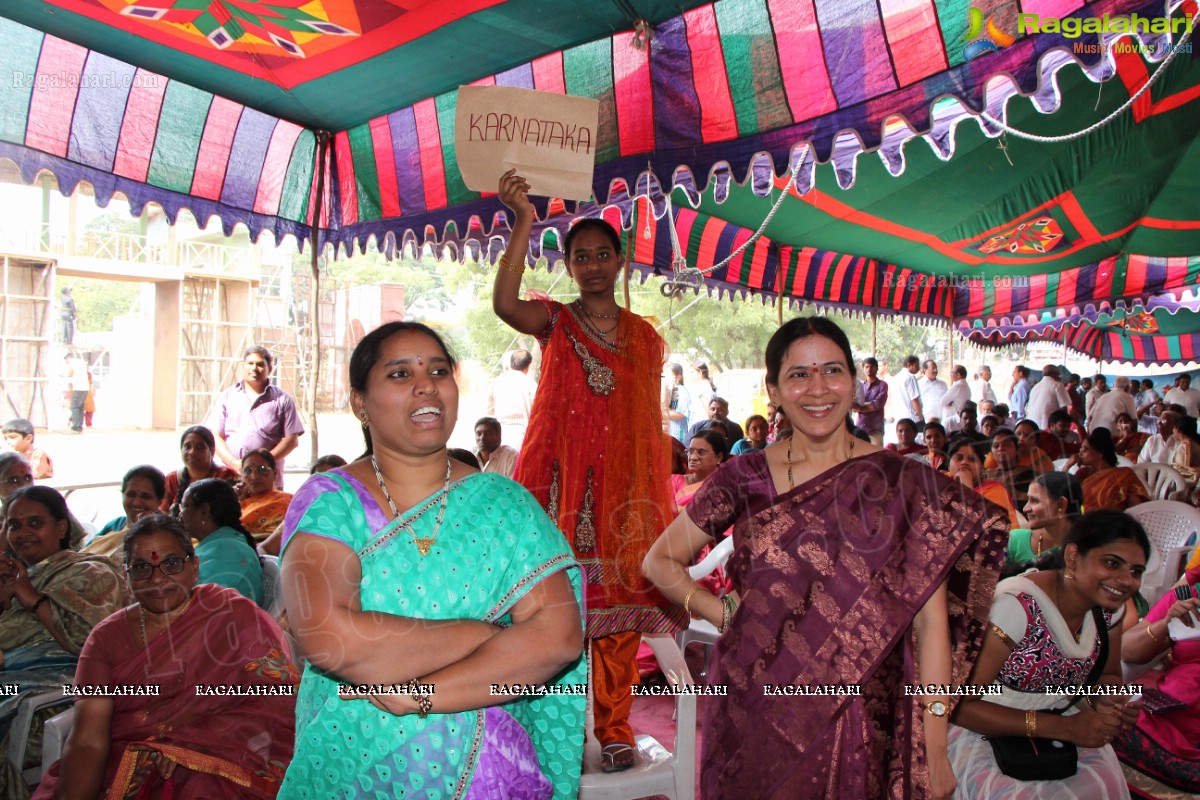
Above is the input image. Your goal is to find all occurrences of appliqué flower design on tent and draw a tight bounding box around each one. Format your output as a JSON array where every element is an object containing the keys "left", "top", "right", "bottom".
[
  {"left": 976, "top": 217, "right": 1065, "bottom": 255},
  {"left": 118, "top": 0, "right": 357, "bottom": 56},
  {"left": 1111, "top": 310, "right": 1159, "bottom": 335}
]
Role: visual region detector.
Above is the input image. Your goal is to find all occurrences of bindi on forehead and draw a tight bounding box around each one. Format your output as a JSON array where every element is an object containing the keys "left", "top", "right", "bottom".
[{"left": 149, "top": 551, "right": 160, "bottom": 563}]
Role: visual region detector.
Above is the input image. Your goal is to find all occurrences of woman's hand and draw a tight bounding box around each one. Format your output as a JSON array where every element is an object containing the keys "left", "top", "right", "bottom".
[
  {"left": 498, "top": 169, "right": 534, "bottom": 218},
  {"left": 1063, "top": 705, "right": 1123, "bottom": 748},
  {"left": 0, "top": 558, "right": 35, "bottom": 608},
  {"left": 1160, "top": 596, "right": 1200, "bottom": 629},
  {"left": 927, "top": 751, "right": 956, "bottom": 800}
]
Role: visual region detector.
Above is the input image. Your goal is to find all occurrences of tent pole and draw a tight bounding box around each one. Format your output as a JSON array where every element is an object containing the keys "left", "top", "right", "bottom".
[
  {"left": 307, "top": 132, "right": 330, "bottom": 466},
  {"left": 776, "top": 262, "right": 784, "bottom": 327},
  {"left": 871, "top": 311, "right": 877, "bottom": 355}
]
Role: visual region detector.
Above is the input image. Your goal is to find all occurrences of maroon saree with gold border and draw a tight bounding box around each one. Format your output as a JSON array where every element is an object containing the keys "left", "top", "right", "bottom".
[{"left": 687, "top": 449, "right": 1007, "bottom": 798}]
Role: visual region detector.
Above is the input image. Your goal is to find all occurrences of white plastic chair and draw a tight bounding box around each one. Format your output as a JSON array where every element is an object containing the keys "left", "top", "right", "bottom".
[
  {"left": 1130, "top": 463, "right": 1189, "bottom": 501},
  {"left": 8, "top": 690, "right": 72, "bottom": 785},
  {"left": 259, "top": 555, "right": 283, "bottom": 616},
  {"left": 676, "top": 536, "right": 734, "bottom": 678},
  {"left": 41, "top": 706, "right": 74, "bottom": 776},
  {"left": 579, "top": 635, "right": 696, "bottom": 800},
  {"left": 1126, "top": 500, "right": 1200, "bottom": 607}
]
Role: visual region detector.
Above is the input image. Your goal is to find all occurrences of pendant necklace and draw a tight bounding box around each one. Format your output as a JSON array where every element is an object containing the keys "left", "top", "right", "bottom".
[
  {"left": 573, "top": 300, "right": 620, "bottom": 338},
  {"left": 787, "top": 435, "right": 855, "bottom": 489},
  {"left": 371, "top": 456, "right": 451, "bottom": 556}
]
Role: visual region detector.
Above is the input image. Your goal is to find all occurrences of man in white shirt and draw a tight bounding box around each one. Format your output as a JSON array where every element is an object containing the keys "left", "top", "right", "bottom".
[
  {"left": 897, "top": 355, "right": 924, "bottom": 426},
  {"left": 1164, "top": 374, "right": 1200, "bottom": 417},
  {"left": 1088, "top": 375, "right": 1137, "bottom": 433},
  {"left": 1085, "top": 375, "right": 1108, "bottom": 423},
  {"left": 918, "top": 360, "right": 948, "bottom": 423},
  {"left": 474, "top": 417, "right": 518, "bottom": 478},
  {"left": 1138, "top": 409, "right": 1183, "bottom": 464},
  {"left": 486, "top": 349, "right": 538, "bottom": 451},
  {"left": 972, "top": 366, "right": 998, "bottom": 407},
  {"left": 939, "top": 366, "right": 972, "bottom": 432},
  {"left": 1025, "top": 365, "right": 1071, "bottom": 429},
  {"left": 1135, "top": 378, "right": 1161, "bottom": 434}
]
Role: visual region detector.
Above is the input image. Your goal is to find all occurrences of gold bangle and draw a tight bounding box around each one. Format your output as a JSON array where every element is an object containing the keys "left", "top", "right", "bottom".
[
  {"left": 682, "top": 587, "right": 701, "bottom": 617},
  {"left": 1145, "top": 619, "right": 1169, "bottom": 646},
  {"left": 1025, "top": 709, "right": 1037, "bottom": 738},
  {"left": 498, "top": 254, "right": 525, "bottom": 276}
]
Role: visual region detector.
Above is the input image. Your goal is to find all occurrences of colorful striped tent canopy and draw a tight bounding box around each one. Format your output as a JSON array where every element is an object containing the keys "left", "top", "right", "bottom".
[
  {"left": 0, "top": 0, "right": 1198, "bottom": 363},
  {"left": 960, "top": 300, "right": 1200, "bottom": 364}
]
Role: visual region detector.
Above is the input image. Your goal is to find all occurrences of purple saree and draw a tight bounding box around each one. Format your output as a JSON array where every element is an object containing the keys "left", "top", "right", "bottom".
[{"left": 686, "top": 449, "right": 1007, "bottom": 799}]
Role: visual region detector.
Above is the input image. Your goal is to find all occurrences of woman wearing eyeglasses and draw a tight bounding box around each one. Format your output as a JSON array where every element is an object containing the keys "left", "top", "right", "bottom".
[
  {"left": 178, "top": 478, "right": 263, "bottom": 604},
  {"left": 0, "top": 453, "right": 34, "bottom": 532},
  {"left": 34, "top": 514, "right": 297, "bottom": 800},
  {"left": 0, "top": 485, "right": 127, "bottom": 795},
  {"left": 236, "top": 449, "right": 293, "bottom": 539}
]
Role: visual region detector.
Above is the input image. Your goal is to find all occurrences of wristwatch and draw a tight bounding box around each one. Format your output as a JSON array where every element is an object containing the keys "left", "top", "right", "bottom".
[{"left": 921, "top": 700, "right": 949, "bottom": 717}]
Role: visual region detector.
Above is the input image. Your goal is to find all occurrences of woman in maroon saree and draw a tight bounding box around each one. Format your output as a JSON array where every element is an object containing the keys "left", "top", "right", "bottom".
[
  {"left": 645, "top": 318, "right": 1008, "bottom": 799},
  {"left": 35, "top": 514, "right": 297, "bottom": 799}
]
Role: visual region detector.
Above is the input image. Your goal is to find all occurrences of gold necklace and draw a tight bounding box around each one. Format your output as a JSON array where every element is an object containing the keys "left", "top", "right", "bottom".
[
  {"left": 574, "top": 299, "right": 620, "bottom": 319},
  {"left": 787, "top": 434, "right": 856, "bottom": 489},
  {"left": 371, "top": 456, "right": 451, "bottom": 556},
  {"left": 574, "top": 301, "right": 620, "bottom": 338}
]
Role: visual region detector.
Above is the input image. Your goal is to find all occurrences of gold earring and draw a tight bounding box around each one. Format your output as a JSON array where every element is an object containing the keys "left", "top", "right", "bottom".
[{"left": 360, "top": 415, "right": 369, "bottom": 430}]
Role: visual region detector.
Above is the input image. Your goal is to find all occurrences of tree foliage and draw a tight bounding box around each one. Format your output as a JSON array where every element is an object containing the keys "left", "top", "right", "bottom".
[
  {"left": 314, "top": 248, "right": 950, "bottom": 379},
  {"left": 69, "top": 277, "right": 140, "bottom": 332}
]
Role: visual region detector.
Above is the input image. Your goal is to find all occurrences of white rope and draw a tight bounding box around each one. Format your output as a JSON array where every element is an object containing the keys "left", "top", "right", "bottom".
[
  {"left": 663, "top": 153, "right": 806, "bottom": 282},
  {"left": 978, "top": 16, "right": 1195, "bottom": 142}
]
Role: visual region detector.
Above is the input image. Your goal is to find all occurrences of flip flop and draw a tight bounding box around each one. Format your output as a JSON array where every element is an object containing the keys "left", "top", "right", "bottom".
[{"left": 600, "top": 742, "right": 635, "bottom": 773}]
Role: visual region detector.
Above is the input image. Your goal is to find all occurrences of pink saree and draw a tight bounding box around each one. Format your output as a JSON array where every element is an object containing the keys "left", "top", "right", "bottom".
[
  {"left": 686, "top": 450, "right": 1007, "bottom": 799},
  {"left": 34, "top": 584, "right": 298, "bottom": 799}
]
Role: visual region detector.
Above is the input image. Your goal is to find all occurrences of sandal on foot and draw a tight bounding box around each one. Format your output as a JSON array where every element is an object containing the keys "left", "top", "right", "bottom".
[{"left": 600, "top": 742, "right": 635, "bottom": 773}]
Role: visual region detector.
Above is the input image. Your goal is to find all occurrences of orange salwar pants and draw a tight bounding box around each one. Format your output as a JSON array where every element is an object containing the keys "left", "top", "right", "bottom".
[{"left": 591, "top": 630, "right": 641, "bottom": 744}]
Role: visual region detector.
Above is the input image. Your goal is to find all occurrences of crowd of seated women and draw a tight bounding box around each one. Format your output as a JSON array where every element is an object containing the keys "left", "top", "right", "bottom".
[
  {"left": 1, "top": 357, "right": 1198, "bottom": 799},
  {"left": 0, "top": 426, "right": 346, "bottom": 799}
]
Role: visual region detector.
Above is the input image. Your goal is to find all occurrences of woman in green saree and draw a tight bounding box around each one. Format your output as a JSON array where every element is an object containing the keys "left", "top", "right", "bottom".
[{"left": 279, "top": 321, "right": 586, "bottom": 799}]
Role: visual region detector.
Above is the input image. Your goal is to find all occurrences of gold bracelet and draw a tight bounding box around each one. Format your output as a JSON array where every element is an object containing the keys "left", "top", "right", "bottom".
[
  {"left": 497, "top": 254, "right": 525, "bottom": 276},
  {"left": 682, "top": 587, "right": 701, "bottom": 617},
  {"left": 1145, "top": 619, "right": 1169, "bottom": 646},
  {"left": 1025, "top": 709, "right": 1037, "bottom": 738}
]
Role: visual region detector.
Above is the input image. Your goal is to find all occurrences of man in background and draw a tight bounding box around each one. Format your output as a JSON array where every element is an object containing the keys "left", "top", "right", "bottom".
[
  {"left": 205, "top": 346, "right": 304, "bottom": 488},
  {"left": 487, "top": 349, "right": 538, "bottom": 451},
  {"left": 852, "top": 357, "right": 888, "bottom": 446},
  {"left": 474, "top": 417, "right": 518, "bottom": 478}
]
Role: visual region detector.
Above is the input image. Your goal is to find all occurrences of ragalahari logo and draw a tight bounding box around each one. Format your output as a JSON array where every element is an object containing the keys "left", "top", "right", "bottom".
[{"left": 963, "top": 6, "right": 1016, "bottom": 61}]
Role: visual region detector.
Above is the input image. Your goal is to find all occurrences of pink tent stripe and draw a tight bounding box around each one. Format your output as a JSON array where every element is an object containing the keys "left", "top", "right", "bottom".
[
  {"left": 113, "top": 68, "right": 169, "bottom": 183},
  {"left": 413, "top": 98, "right": 446, "bottom": 211},
  {"left": 613, "top": 30, "right": 655, "bottom": 156},
  {"left": 684, "top": 5, "right": 738, "bottom": 143},
  {"left": 532, "top": 52, "right": 566, "bottom": 94},
  {"left": 190, "top": 96, "right": 242, "bottom": 201},
  {"left": 878, "top": 0, "right": 947, "bottom": 87},
  {"left": 369, "top": 116, "right": 401, "bottom": 219},
  {"left": 254, "top": 119, "right": 304, "bottom": 216},
  {"left": 25, "top": 37, "right": 86, "bottom": 158},
  {"left": 768, "top": 0, "right": 837, "bottom": 123},
  {"left": 334, "top": 133, "right": 359, "bottom": 224}
]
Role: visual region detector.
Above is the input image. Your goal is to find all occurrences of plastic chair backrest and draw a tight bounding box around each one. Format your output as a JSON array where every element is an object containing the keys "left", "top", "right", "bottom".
[
  {"left": 687, "top": 536, "right": 733, "bottom": 581},
  {"left": 259, "top": 555, "right": 283, "bottom": 615},
  {"left": 1126, "top": 500, "right": 1200, "bottom": 605},
  {"left": 1129, "top": 463, "right": 1188, "bottom": 501}
]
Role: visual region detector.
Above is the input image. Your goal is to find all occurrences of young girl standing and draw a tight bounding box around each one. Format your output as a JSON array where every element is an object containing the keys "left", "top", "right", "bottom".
[{"left": 493, "top": 170, "right": 684, "bottom": 772}]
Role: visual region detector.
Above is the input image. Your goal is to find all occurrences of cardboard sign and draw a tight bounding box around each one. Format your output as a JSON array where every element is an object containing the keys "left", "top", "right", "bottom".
[{"left": 455, "top": 85, "right": 599, "bottom": 202}]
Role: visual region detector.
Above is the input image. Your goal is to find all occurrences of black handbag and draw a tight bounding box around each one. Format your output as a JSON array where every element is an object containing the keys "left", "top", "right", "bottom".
[{"left": 987, "top": 606, "right": 1108, "bottom": 781}]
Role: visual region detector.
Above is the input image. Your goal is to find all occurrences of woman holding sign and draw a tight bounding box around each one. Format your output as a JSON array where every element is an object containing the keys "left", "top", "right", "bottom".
[{"left": 494, "top": 170, "right": 685, "bottom": 772}]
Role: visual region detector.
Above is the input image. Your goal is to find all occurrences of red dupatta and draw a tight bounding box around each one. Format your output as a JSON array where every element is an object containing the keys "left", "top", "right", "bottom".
[{"left": 516, "top": 300, "right": 682, "bottom": 636}]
